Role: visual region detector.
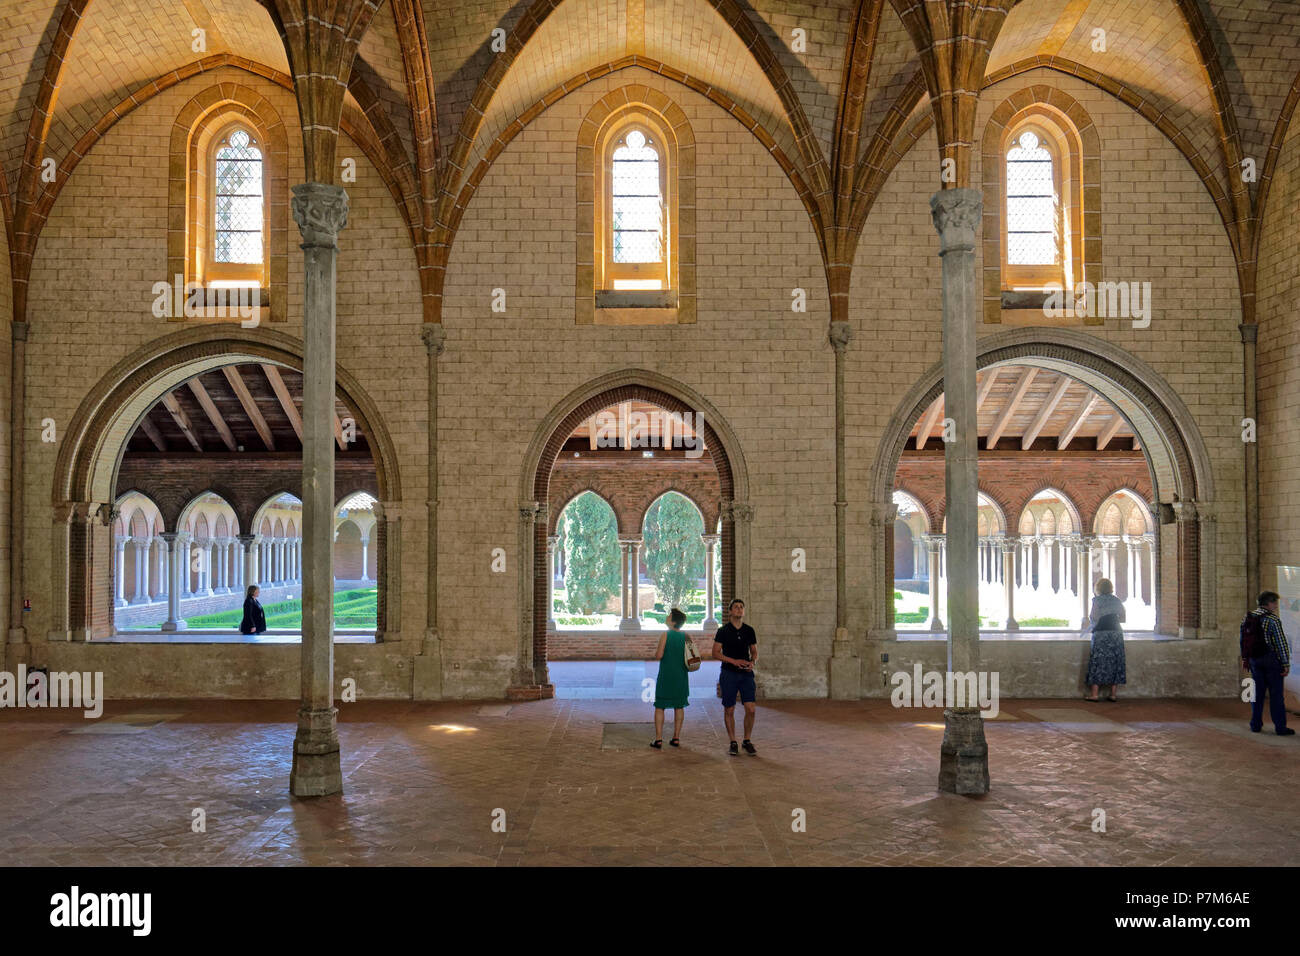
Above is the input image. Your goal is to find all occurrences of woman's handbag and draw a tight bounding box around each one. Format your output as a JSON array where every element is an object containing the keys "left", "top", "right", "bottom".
[{"left": 683, "top": 634, "right": 702, "bottom": 672}]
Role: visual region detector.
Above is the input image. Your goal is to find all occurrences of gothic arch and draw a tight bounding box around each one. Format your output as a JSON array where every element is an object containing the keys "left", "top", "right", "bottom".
[
  {"left": 51, "top": 326, "right": 402, "bottom": 642},
  {"left": 868, "top": 328, "right": 1216, "bottom": 638},
  {"left": 516, "top": 369, "right": 750, "bottom": 692}
]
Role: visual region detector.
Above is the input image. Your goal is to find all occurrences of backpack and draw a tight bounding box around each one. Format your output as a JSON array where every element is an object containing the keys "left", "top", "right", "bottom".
[{"left": 1240, "top": 612, "right": 1270, "bottom": 660}]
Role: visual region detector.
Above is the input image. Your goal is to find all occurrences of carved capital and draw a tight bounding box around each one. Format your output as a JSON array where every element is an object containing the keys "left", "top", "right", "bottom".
[
  {"left": 11, "top": 320, "right": 29, "bottom": 343},
  {"left": 1239, "top": 323, "right": 1258, "bottom": 345},
  {"left": 722, "top": 500, "right": 754, "bottom": 524},
  {"left": 291, "top": 182, "right": 349, "bottom": 247},
  {"left": 828, "top": 320, "right": 852, "bottom": 353},
  {"left": 519, "top": 501, "right": 541, "bottom": 524},
  {"left": 421, "top": 323, "right": 446, "bottom": 356},
  {"left": 929, "top": 188, "right": 982, "bottom": 254},
  {"left": 1172, "top": 499, "right": 1198, "bottom": 522}
]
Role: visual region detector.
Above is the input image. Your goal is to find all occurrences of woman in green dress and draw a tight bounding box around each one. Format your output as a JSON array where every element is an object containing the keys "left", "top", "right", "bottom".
[{"left": 651, "top": 608, "right": 694, "bottom": 748}]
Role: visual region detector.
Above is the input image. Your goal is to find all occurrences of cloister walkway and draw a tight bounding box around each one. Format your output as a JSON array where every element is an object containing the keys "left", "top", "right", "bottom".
[{"left": 0, "top": 695, "right": 1293, "bottom": 866}]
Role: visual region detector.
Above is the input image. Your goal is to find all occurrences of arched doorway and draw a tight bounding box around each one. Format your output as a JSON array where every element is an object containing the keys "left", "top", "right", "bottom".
[
  {"left": 51, "top": 327, "right": 402, "bottom": 642},
  {"left": 514, "top": 370, "right": 750, "bottom": 698},
  {"left": 870, "top": 329, "right": 1215, "bottom": 639}
]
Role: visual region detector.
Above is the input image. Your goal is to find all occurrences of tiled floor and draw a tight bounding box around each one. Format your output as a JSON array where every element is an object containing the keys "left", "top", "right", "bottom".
[{"left": 1, "top": 668, "right": 1296, "bottom": 866}]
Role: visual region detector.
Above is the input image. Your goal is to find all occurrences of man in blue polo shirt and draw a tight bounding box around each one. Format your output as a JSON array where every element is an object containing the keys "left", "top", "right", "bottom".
[{"left": 713, "top": 598, "right": 758, "bottom": 755}]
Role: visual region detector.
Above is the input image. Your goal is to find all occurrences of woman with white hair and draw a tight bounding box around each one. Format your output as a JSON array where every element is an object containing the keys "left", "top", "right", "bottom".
[{"left": 1084, "top": 578, "right": 1126, "bottom": 701}]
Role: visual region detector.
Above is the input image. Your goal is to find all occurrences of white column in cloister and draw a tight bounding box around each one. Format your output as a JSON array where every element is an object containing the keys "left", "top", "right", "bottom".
[
  {"left": 360, "top": 537, "right": 370, "bottom": 584},
  {"left": 1079, "top": 536, "right": 1095, "bottom": 622},
  {"left": 617, "top": 538, "right": 640, "bottom": 631},
  {"left": 160, "top": 533, "right": 186, "bottom": 632},
  {"left": 702, "top": 533, "right": 719, "bottom": 630},
  {"left": 545, "top": 535, "right": 557, "bottom": 630},
  {"left": 923, "top": 534, "right": 944, "bottom": 631},
  {"left": 1001, "top": 535, "right": 1018, "bottom": 631},
  {"left": 130, "top": 539, "right": 146, "bottom": 604},
  {"left": 114, "top": 538, "right": 127, "bottom": 607}
]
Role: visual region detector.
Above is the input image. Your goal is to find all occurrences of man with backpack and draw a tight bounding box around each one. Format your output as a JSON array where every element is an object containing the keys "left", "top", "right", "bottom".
[{"left": 1241, "top": 590, "right": 1294, "bottom": 736}]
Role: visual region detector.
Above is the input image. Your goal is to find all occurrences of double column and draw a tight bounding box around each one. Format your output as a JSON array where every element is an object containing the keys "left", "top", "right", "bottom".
[
  {"left": 159, "top": 532, "right": 187, "bottom": 632},
  {"left": 923, "top": 533, "right": 945, "bottom": 631},
  {"left": 288, "top": 182, "right": 348, "bottom": 798},
  {"left": 618, "top": 536, "right": 643, "bottom": 631},
  {"left": 1000, "top": 535, "right": 1018, "bottom": 631},
  {"left": 701, "top": 533, "right": 720, "bottom": 630},
  {"left": 414, "top": 325, "right": 445, "bottom": 698}
]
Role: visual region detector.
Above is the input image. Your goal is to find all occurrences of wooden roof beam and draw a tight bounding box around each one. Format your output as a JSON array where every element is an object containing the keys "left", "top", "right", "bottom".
[
  {"left": 1057, "top": 393, "right": 1099, "bottom": 450},
  {"left": 261, "top": 364, "right": 304, "bottom": 442},
  {"left": 1096, "top": 414, "right": 1125, "bottom": 450},
  {"left": 976, "top": 367, "right": 1000, "bottom": 414},
  {"left": 333, "top": 412, "right": 347, "bottom": 451},
  {"left": 986, "top": 368, "right": 1037, "bottom": 450},
  {"left": 187, "top": 378, "right": 238, "bottom": 451},
  {"left": 1021, "top": 375, "right": 1071, "bottom": 450},
  {"left": 223, "top": 366, "right": 276, "bottom": 451},
  {"left": 915, "top": 397, "right": 944, "bottom": 450},
  {"left": 159, "top": 393, "right": 204, "bottom": 453},
  {"left": 138, "top": 415, "right": 167, "bottom": 452}
]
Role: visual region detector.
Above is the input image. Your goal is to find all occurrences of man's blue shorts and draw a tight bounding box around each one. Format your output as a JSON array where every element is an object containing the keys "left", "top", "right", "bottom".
[{"left": 719, "top": 668, "right": 756, "bottom": 707}]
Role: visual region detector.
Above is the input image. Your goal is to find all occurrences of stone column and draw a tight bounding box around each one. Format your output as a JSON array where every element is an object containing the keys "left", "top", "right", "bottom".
[
  {"left": 7, "top": 320, "right": 30, "bottom": 650},
  {"left": 618, "top": 537, "right": 641, "bottom": 631},
  {"left": 924, "top": 534, "right": 945, "bottom": 631},
  {"left": 1000, "top": 535, "right": 1018, "bottom": 631},
  {"left": 829, "top": 320, "right": 858, "bottom": 696},
  {"left": 546, "top": 535, "right": 558, "bottom": 631},
  {"left": 359, "top": 537, "right": 370, "bottom": 583},
  {"left": 509, "top": 501, "right": 545, "bottom": 697},
  {"left": 1078, "top": 536, "right": 1095, "bottom": 623},
  {"left": 288, "top": 181, "right": 348, "bottom": 798},
  {"left": 160, "top": 533, "right": 186, "bottom": 632},
  {"left": 701, "top": 533, "right": 720, "bottom": 630},
  {"left": 156, "top": 540, "right": 167, "bottom": 599},
  {"left": 239, "top": 534, "right": 256, "bottom": 594},
  {"left": 1241, "top": 323, "right": 1259, "bottom": 605},
  {"left": 1173, "top": 501, "right": 1201, "bottom": 638},
  {"left": 914, "top": 538, "right": 926, "bottom": 580},
  {"left": 132, "top": 540, "right": 149, "bottom": 603},
  {"left": 414, "top": 324, "right": 446, "bottom": 698},
  {"left": 930, "top": 186, "right": 988, "bottom": 794},
  {"left": 114, "top": 538, "right": 127, "bottom": 607}
]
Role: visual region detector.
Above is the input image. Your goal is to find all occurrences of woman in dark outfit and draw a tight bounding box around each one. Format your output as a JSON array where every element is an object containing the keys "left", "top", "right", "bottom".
[{"left": 240, "top": 584, "right": 267, "bottom": 635}]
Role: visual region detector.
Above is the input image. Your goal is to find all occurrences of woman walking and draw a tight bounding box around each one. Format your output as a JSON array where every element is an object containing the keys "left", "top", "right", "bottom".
[
  {"left": 1084, "top": 578, "right": 1126, "bottom": 701},
  {"left": 239, "top": 584, "right": 267, "bottom": 636},
  {"left": 650, "top": 608, "right": 695, "bottom": 748}
]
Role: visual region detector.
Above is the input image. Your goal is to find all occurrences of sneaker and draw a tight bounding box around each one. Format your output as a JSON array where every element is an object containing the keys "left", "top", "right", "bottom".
[
  {"left": 728, "top": 741, "right": 739, "bottom": 756},
  {"left": 1278, "top": 728, "right": 1296, "bottom": 736},
  {"left": 742, "top": 739, "right": 757, "bottom": 755}
]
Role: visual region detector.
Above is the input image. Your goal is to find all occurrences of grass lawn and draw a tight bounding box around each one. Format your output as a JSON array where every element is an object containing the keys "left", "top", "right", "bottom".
[{"left": 184, "top": 588, "right": 377, "bottom": 629}]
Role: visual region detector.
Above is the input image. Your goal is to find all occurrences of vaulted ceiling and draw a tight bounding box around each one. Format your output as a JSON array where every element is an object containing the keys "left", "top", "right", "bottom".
[{"left": 3, "top": 0, "right": 1300, "bottom": 319}]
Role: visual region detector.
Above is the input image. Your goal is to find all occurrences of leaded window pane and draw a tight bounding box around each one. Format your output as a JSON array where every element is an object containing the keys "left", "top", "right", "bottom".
[
  {"left": 214, "top": 128, "right": 264, "bottom": 265},
  {"left": 612, "top": 129, "right": 662, "bottom": 264},
  {"left": 1006, "top": 130, "right": 1058, "bottom": 267}
]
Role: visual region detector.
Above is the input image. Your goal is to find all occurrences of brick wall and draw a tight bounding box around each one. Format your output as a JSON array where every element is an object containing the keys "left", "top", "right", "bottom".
[
  {"left": 116, "top": 455, "right": 378, "bottom": 531},
  {"left": 1258, "top": 121, "right": 1300, "bottom": 590},
  {"left": 894, "top": 453, "right": 1154, "bottom": 532},
  {"left": 547, "top": 457, "right": 722, "bottom": 534}
]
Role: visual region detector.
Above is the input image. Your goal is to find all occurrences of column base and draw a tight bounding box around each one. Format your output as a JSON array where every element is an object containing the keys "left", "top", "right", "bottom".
[
  {"left": 160, "top": 620, "right": 187, "bottom": 632},
  {"left": 702, "top": 617, "right": 718, "bottom": 631},
  {"left": 938, "top": 707, "right": 990, "bottom": 795},
  {"left": 618, "top": 617, "right": 642, "bottom": 632},
  {"left": 4, "top": 641, "right": 31, "bottom": 671},
  {"left": 8, "top": 626, "right": 27, "bottom": 643},
  {"left": 1004, "top": 618, "right": 1019, "bottom": 632},
  {"left": 928, "top": 617, "right": 945, "bottom": 631},
  {"left": 290, "top": 707, "right": 342, "bottom": 797}
]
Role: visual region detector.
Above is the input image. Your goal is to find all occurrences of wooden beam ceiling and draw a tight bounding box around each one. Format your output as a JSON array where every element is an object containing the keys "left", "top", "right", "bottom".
[
  {"left": 187, "top": 379, "right": 237, "bottom": 451},
  {"left": 222, "top": 366, "right": 276, "bottom": 451}
]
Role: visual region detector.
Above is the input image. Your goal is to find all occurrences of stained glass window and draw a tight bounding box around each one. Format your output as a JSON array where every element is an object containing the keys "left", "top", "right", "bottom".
[
  {"left": 214, "top": 128, "right": 264, "bottom": 265},
  {"left": 1005, "top": 130, "right": 1057, "bottom": 266},
  {"left": 611, "top": 129, "right": 662, "bottom": 264}
]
